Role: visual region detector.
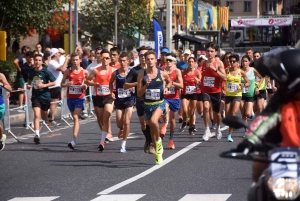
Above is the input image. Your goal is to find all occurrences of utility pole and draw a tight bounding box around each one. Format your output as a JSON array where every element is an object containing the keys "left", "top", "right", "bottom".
[
  {"left": 166, "top": 0, "right": 172, "bottom": 50},
  {"left": 113, "top": 0, "right": 119, "bottom": 46}
]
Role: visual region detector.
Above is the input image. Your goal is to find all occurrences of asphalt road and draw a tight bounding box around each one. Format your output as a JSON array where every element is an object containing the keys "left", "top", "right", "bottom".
[{"left": 0, "top": 111, "right": 252, "bottom": 201}]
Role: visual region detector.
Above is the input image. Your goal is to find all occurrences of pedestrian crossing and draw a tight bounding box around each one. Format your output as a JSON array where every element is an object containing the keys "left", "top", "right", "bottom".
[{"left": 7, "top": 194, "right": 232, "bottom": 201}]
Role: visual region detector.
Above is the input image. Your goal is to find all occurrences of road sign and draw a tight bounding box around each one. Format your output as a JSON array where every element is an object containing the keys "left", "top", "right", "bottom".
[{"left": 139, "top": 41, "right": 155, "bottom": 49}]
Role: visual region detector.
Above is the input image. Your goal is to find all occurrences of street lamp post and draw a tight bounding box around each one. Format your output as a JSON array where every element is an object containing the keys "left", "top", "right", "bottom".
[
  {"left": 113, "top": 0, "right": 119, "bottom": 46},
  {"left": 166, "top": 0, "right": 172, "bottom": 50}
]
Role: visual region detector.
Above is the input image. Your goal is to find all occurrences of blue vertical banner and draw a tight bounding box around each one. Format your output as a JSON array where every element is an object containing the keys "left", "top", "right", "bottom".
[
  {"left": 153, "top": 18, "right": 163, "bottom": 59},
  {"left": 193, "top": 0, "right": 198, "bottom": 27}
]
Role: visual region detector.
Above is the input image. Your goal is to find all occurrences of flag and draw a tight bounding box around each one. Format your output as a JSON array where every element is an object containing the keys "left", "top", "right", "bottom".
[
  {"left": 153, "top": 18, "right": 163, "bottom": 59},
  {"left": 193, "top": 0, "right": 198, "bottom": 26}
]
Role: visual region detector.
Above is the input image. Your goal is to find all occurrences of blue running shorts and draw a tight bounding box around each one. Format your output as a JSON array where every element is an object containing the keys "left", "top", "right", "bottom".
[
  {"left": 165, "top": 98, "right": 181, "bottom": 112},
  {"left": 144, "top": 100, "right": 166, "bottom": 120},
  {"left": 67, "top": 98, "right": 85, "bottom": 113}
]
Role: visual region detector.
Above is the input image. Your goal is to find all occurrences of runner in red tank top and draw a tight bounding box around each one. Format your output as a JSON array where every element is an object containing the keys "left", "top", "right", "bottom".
[
  {"left": 200, "top": 42, "right": 226, "bottom": 142},
  {"left": 161, "top": 53, "right": 183, "bottom": 149},
  {"left": 180, "top": 57, "right": 201, "bottom": 135},
  {"left": 61, "top": 52, "right": 88, "bottom": 150},
  {"left": 87, "top": 49, "right": 116, "bottom": 152}
]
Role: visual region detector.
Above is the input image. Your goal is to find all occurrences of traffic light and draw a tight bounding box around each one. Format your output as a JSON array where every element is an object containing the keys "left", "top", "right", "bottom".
[
  {"left": 293, "top": 21, "right": 299, "bottom": 30},
  {"left": 0, "top": 31, "right": 6, "bottom": 61}
]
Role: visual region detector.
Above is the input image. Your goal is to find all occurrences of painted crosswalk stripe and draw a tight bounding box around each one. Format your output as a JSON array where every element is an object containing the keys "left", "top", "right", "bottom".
[
  {"left": 90, "top": 194, "right": 146, "bottom": 201},
  {"left": 97, "top": 142, "right": 201, "bottom": 195},
  {"left": 178, "top": 194, "right": 231, "bottom": 201},
  {"left": 8, "top": 197, "right": 60, "bottom": 201}
]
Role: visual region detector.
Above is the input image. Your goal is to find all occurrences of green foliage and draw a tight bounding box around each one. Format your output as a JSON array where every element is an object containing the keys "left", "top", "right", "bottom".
[
  {"left": 0, "top": 0, "right": 69, "bottom": 38},
  {"left": 0, "top": 52, "right": 17, "bottom": 79},
  {"left": 81, "top": 0, "right": 153, "bottom": 43}
]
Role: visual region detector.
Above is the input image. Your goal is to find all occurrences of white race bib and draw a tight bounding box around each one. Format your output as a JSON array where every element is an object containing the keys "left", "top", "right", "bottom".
[
  {"left": 118, "top": 88, "right": 131, "bottom": 98},
  {"left": 203, "top": 77, "right": 215, "bottom": 87},
  {"left": 69, "top": 85, "right": 82, "bottom": 94},
  {"left": 185, "top": 86, "right": 196, "bottom": 94},
  {"left": 227, "top": 83, "right": 239, "bottom": 92},
  {"left": 97, "top": 85, "right": 110, "bottom": 95},
  {"left": 168, "top": 85, "right": 176, "bottom": 94},
  {"left": 32, "top": 80, "right": 43, "bottom": 89},
  {"left": 145, "top": 89, "right": 160, "bottom": 100},
  {"left": 242, "top": 86, "right": 249, "bottom": 93}
]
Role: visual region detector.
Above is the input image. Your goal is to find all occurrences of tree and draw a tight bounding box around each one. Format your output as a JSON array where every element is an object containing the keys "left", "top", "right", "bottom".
[
  {"left": 81, "top": 0, "right": 153, "bottom": 44},
  {"left": 0, "top": 0, "right": 69, "bottom": 38}
]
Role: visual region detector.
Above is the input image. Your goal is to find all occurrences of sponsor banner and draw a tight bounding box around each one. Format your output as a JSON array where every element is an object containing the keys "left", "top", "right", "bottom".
[
  {"left": 153, "top": 18, "right": 164, "bottom": 59},
  {"left": 231, "top": 17, "right": 293, "bottom": 27}
]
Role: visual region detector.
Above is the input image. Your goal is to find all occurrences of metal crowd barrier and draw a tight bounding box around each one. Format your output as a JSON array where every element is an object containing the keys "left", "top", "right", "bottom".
[{"left": 3, "top": 83, "right": 96, "bottom": 142}]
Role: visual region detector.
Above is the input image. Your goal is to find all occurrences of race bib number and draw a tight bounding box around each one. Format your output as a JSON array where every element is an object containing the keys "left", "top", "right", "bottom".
[
  {"left": 168, "top": 85, "right": 176, "bottom": 94},
  {"left": 145, "top": 89, "right": 160, "bottom": 100},
  {"left": 242, "top": 86, "right": 249, "bottom": 93},
  {"left": 203, "top": 77, "right": 215, "bottom": 87},
  {"left": 118, "top": 88, "right": 131, "bottom": 98},
  {"left": 185, "top": 86, "right": 196, "bottom": 94},
  {"left": 97, "top": 85, "right": 110, "bottom": 95},
  {"left": 227, "top": 83, "right": 239, "bottom": 92},
  {"left": 69, "top": 85, "right": 82, "bottom": 94}
]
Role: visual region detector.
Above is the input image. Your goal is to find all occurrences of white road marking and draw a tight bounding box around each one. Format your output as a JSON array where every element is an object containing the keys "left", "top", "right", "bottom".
[
  {"left": 8, "top": 197, "right": 60, "bottom": 201},
  {"left": 178, "top": 194, "right": 231, "bottom": 201},
  {"left": 97, "top": 142, "right": 201, "bottom": 195},
  {"left": 90, "top": 194, "right": 146, "bottom": 201}
]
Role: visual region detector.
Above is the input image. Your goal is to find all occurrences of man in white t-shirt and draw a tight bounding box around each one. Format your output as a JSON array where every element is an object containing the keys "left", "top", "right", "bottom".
[
  {"left": 86, "top": 47, "right": 102, "bottom": 74},
  {"left": 47, "top": 48, "right": 70, "bottom": 126},
  {"left": 58, "top": 48, "right": 66, "bottom": 65}
]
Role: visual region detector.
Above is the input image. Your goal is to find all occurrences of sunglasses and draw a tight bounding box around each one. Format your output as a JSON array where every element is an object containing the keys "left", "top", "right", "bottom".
[
  {"left": 166, "top": 59, "right": 173, "bottom": 62},
  {"left": 102, "top": 57, "right": 110, "bottom": 60},
  {"left": 139, "top": 54, "right": 144, "bottom": 57},
  {"left": 230, "top": 60, "right": 237, "bottom": 63}
]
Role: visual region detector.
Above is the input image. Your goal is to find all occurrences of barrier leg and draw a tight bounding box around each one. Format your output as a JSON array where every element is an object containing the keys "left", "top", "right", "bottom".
[
  {"left": 41, "top": 120, "right": 52, "bottom": 132},
  {"left": 7, "top": 130, "right": 21, "bottom": 143}
]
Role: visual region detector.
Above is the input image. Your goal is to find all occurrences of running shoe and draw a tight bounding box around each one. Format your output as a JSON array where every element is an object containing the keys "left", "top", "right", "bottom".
[
  {"left": 148, "top": 143, "right": 156, "bottom": 154},
  {"left": 68, "top": 141, "right": 75, "bottom": 150},
  {"left": 106, "top": 133, "right": 114, "bottom": 142},
  {"left": 178, "top": 116, "right": 183, "bottom": 123},
  {"left": 155, "top": 139, "right": 163, "bottom": 165},
  {"left": 227, "top": 134, "right": 233, "bottom": 142},
  {"left": 249, "top": 112, "right": 255, "bottom": 120},
  {"left": 180, "top": 122, "right": 187, "bottom": 132},
  {"left": 144, "top": 142, "right": 149, "bottom": 153},
  {"left": 34, "top": 135, "right": 40, "bottom": 144},
  {"left": 118, "top": 130, "right": 123, "bottom": 139},
  {"left": 217, "top": 130, "right": 222, "bottom": 140},
  {"left": 202, "top": 130, "right": 211, "bottom": 141},
  {"left": 210, "top": 123, "right": 216, "bottom": 130},
  {"left": 192, "top": 125, "right": 197, "bottom": 132},
  {"left": 168, "top": 139, "right": 175, "bottom": 149},
  {"left": 243, "top": 132, "right": 247, "bottom": 138},
  {"left": 98, "top": 142, "right": 105, "bottom": 151},
  {"left": 120, "top": 147, "right": 126, "bottom": 153},
  {"left": 47, "top": 120, "right": 58, "bottom": 126},
  {"left": 0, "top": 134, "right": 6, "bottom": 151},
  {"left": 188, "top": 127, "right": 195, "bottom": 136},
  {"left": 160, "top": 123, "right": 167, "bottom": 139}
]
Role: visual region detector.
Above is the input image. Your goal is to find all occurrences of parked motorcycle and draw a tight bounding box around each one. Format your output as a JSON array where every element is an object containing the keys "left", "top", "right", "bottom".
[{"left": 220, "top": 116, "right": 300, "bottom": 201}]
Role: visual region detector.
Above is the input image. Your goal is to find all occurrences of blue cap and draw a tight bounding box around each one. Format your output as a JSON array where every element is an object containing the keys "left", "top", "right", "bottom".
[
  {"left": 176, "top": 61, "right": 188, "bottom": 70},
  {"left": 161, "top": 48, "right": 170, "bottom": 54}
]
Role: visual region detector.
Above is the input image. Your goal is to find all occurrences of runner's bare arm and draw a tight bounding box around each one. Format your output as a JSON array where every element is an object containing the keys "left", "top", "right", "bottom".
[
  {"left": 137, "top": 72, "right": 148, "bottom": 97},
  {"left": 109, "top": 71, "right": 116, "bottom": 93},
  {"left": 217, "top": 60, "right": 226, "bottom": 81},
  {"left": 86, "top": 69, "right": 98, "bottom": 86},
  {"left": 195, "top": 69, "right": 201, "bottom": 84},
  {"left": 0, "top": 73, "right": 12, "bottom": 92},
  {"left": 174, "top": 69, "right": 183, "bottom": 89},
  {"left": 254, "top": 69, "right": 264, "bottom": 88},
  {"left": 162, "top": 71, "right": 172, "bottom": 95},
  {"left": 241, "top": 70, "right": 250, "bottom": 87},
  {"left": 61, "top": 69, "right": 71, "bottom": 88}
]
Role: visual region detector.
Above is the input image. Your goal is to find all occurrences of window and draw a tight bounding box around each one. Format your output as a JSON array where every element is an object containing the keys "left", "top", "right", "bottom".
[
  {"left": 244, "top": 1, "right": 252, "bottom": 12},
  {"left": 226, "top": 1, "right": 234, "bottom": 12},
  {"left": 264, "top": 1, "right": 277, "bottom": 12},
  {"left": 213, "top": 1, "right": 220, "bottom": 6}
]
